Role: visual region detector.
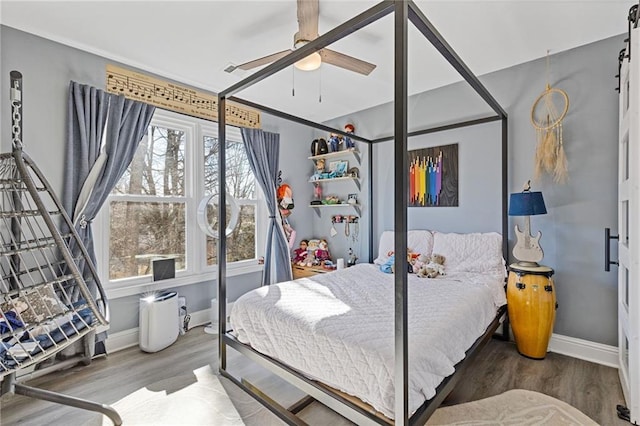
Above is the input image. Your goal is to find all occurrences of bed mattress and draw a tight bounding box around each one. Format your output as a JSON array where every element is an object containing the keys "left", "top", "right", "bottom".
[{"left": 230, "top": 263, "right": 506, "bottom": 419}]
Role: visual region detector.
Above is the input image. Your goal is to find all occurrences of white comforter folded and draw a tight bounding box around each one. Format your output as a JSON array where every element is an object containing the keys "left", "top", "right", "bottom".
[{"left": 230, "top": 263, "right": 506, "bottom": 419}]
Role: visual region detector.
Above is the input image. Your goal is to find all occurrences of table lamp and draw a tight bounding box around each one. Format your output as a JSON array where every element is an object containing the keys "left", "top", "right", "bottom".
[{"left": 508, "top": 182, "right": 547, "bottom": 267}]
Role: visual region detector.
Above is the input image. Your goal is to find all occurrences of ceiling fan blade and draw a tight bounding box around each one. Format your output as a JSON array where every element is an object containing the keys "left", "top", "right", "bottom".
[
  {"left": 236, "top": 49, "right": 293, "bottom": 71},
  {"left": 320, "top": 49, "right": 376, "bottom": 76},
  {"left": 296, "top": 0, "right": 319, "bottom": 41}
]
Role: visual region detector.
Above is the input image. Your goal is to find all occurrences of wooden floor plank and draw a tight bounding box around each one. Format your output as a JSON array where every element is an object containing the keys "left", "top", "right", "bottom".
[{"left": 0, "top": 326, "right": 627, "bottom": 425}]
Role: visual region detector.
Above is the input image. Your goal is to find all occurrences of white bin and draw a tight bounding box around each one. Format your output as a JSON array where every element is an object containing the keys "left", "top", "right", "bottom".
[{"left": 139, "top": 291, "right": 179, "bottom": 353}]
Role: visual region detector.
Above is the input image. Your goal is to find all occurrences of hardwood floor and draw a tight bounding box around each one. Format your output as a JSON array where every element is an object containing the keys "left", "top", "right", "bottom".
[{"left": 0, "top": 326, "right": 627, "bottom": 425}]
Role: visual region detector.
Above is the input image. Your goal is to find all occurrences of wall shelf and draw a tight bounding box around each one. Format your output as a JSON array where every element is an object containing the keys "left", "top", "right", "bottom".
[
  {"left": 308, "top": 148, "right": 360, "bottom": 163},
  {"left": 309, "top": 203, "right": 361, "bottom": 217},
  {"left": 309, "top": 176, "right": 361, "bottom": 190}
]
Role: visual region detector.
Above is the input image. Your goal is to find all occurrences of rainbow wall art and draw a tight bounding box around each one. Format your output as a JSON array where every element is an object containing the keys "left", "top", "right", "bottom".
[{"left": 408, "top": 143, "right": 458, "bottom": 207}]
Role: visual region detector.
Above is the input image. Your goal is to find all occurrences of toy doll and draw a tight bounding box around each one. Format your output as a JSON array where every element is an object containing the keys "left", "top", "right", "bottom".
[
  {"left": 310, "top": 158, "right": 326, "bottom": 181},
  {"left": 328, "top": 133, "right": 341, "bottom": 152},
  {"left": 293, "top": 239, "right": 309, "bottom": 265},
  {"left": 315, "top": 239, "right": 331, "bottom": 264},
  {"left": 343, "top": 123, "right": 356, "bottom": 149}
]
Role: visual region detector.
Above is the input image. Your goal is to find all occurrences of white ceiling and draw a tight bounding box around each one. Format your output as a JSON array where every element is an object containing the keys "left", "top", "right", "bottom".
[{"left": 0, "top": 0, "right": 631, "bottom": 122}]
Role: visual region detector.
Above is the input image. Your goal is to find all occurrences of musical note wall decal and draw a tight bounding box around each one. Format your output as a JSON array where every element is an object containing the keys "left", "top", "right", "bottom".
[{"left": 105, "top": 64, "right": 261, "bottom": 128}]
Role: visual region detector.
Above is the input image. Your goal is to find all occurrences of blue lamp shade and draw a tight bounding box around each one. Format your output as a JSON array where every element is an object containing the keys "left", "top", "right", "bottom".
[{"left": 508, "top": 191, "right": 547, "bottom": 216}]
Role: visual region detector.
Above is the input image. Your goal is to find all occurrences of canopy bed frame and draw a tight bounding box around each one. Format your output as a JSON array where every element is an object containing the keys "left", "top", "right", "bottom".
[{"left": 216, "top": 1, "right": 508, "bottom": 424}]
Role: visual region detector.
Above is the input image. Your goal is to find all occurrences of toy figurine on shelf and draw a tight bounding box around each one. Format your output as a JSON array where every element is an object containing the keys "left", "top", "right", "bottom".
[
  {"left": 344, "top": 124, "right": 356, "bottom": 149},
  {"left": 347, "top": 247, "right": 358, "bottom": 267},
  {"left": 293, "top": 239, "right": 309, "bottom": 265},
  {"left": 328, "top": 133, "right": 341, "bottom": 152},
  {"left": 310, "top": 158, "right": 326, "bottom": 182},
  {"left": 311, "top": 182, "right": 323, "bottom": 205}
]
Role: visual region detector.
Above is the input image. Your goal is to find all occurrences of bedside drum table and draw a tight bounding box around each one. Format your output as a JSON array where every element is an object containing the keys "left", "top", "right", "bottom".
[
  {"left": 507, "top": 263, "right": 556, "bottom": 359},
  {"left": 291, "top": 264, "right": 331, "bottom": 280}
]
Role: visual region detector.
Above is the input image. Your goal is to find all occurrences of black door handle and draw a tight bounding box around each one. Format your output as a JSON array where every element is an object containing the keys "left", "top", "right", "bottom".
[{"left": 605, "top": 227, "right": 619, "bottom": 272}]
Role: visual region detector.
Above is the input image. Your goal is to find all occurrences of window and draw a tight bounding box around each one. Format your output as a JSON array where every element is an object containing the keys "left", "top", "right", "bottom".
[
  {"left": 203, "top": 135, "right": 257, "bottom": 265},
  {"left": 96, "top": 109, "right": 264, "bottom": 292}
]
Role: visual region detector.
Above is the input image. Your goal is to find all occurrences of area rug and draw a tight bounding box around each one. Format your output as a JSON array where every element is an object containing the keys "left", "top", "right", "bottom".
[
  {"left": 427, "top": 389, "right": 598, "bottom": 425},
  {"left": 95, "top": 365, "right": 244, "bottom": 426}
]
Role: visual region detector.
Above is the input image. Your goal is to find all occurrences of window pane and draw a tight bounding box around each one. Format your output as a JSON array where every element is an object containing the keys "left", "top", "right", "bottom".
[
  {"left": 207, "top": 204, "right": 256, "bottom": 265},
  {"left": 109, "top": 201, "right": 186, "bottom": 280},
  {"left": 204, "top": 136, "right": 255, "bottom": 199},
  {"left": 113, "top": 126, "right": 185, "bottom": 196}
]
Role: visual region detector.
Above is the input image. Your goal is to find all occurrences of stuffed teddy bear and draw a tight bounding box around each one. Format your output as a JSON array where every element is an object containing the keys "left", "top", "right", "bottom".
[{"left": 417, "top": 254, "right": 446, "bottom": 278}]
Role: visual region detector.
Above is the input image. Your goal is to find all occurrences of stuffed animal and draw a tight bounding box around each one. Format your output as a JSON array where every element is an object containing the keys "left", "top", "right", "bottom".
[
  {"left": 416, "top": 254, "right": 446, "bottom": 278},
  {"left": 277, "top": 183, "right": 294, "bottom": 215},
  {"left": 380, "top": 250, "right": 416, "bottom": 274},
  {"left": 411, "top": 253, "right": 429, "bottom": 270}
]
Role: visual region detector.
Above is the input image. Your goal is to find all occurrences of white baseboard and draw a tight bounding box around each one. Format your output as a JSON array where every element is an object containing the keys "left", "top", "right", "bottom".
[
  {"left": 105, "top": 305, "right": 227, "bottom": 353},
  {"left": 106, "top": 312, "right": 618, "bottom": 369},
  {"left": 105, "top": 328, "right": 139, "bottom": 354},
  {"left": 548, "top": 333, "right": 618, "bottom": 368}
]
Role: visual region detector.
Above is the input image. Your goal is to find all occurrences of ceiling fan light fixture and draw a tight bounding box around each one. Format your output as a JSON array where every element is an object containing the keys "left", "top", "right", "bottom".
[{"left": 294, "top": 51, "right": 322, "bottom": 71}]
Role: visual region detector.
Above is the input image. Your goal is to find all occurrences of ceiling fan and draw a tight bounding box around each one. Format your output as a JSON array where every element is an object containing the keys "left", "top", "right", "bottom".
[{"left": 227, "top": 0, "right": 376, "bottom": 76}]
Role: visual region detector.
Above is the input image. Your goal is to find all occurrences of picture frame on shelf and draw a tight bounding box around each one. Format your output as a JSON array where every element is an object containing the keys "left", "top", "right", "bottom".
[{"left": 329, "top": 160, "right": 348, "bottom": 177}]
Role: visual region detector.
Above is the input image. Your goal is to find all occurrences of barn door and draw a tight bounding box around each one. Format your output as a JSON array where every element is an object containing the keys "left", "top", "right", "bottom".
[{"left": 617, "top": 22, "right": 640, "bottom": 425}]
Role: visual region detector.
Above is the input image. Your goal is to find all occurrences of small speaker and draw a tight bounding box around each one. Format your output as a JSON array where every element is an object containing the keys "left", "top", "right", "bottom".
[{"left": 152, "top": 258, "right": 175, "bottom": 281}]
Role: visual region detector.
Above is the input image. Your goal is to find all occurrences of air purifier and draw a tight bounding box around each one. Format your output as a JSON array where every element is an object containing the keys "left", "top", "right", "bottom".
[{"left": 139, "top": 291, "right": 179, "bottom": 353}]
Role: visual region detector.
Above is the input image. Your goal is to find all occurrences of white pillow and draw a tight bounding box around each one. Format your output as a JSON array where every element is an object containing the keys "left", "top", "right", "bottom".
[
  {"left": 431, "top": 231, "right": 504, "bottom": 273},
  {"left": 373, "top": 230, "right": 434, "bottom": 265}
]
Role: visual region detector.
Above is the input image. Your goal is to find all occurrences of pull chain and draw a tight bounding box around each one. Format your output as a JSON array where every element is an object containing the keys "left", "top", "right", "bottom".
[
  {"left": 318, "top": 66, "right": 322, "bottom": 103},
  {"left": 292, "top": 66, "right": 295, "bottom": 97}
]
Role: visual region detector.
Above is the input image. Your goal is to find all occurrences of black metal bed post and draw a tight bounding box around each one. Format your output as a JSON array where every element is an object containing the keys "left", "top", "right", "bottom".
[
  {"left": 218, "top": 96, "right": 227, "bottom": 371},
  {"left": 501, "top": 116, "right": 510, "bottom": 340},
  {"left": 393, "top": 1, "right": 410, "bottom": 424},
  {"left": 368, "top": 141, "right": 374, "bottom": 263}
]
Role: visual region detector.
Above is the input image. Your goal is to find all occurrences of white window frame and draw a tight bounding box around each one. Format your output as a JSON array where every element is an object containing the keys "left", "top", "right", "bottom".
[{"left": 94, "top": 109, "right": 266, "bottom": 299}]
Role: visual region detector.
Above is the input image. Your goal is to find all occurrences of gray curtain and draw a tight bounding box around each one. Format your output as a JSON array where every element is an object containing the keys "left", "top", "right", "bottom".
[
  {"left": 241, "top": 128, "right": 293, "bottom": 285},
  {"left": 63, "top": 82, "right": 155, "bottom": 267}
]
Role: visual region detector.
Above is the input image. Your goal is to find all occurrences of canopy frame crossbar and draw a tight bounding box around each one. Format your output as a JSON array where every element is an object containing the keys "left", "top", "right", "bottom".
[{"left": 216, "top": 0, "right": 508, "bottom": 424}]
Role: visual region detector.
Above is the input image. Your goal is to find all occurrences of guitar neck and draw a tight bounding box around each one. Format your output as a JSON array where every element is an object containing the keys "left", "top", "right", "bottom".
[{"left": 524, "top": 216, "right": 532, "bottom": 247}]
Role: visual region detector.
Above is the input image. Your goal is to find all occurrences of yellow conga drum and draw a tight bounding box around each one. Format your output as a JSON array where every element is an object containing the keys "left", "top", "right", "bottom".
[{"left": 507, "top": 264, "right": 556, "bottom": 359}]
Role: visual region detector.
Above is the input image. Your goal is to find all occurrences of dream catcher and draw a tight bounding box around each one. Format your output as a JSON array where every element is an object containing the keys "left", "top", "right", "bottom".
[{"left": 531, "top": 53, "right": 570, "bottom": 183}]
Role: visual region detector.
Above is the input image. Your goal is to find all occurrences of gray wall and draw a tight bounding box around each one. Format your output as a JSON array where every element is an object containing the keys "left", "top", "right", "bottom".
[
  {"left": 0, "top": 26, "right": 312, "bottom": 332},
  {"left": 0, "top": 25, "right": 624, "bottom": 346},
  {"left": 327, "top": 35, "right": 623, "bottom": 346}
]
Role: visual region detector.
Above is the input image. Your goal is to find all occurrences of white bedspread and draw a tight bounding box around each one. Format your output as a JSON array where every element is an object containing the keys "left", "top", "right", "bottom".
[{"left": 230, "top": 263, "right": 506, "bottom": 419}]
